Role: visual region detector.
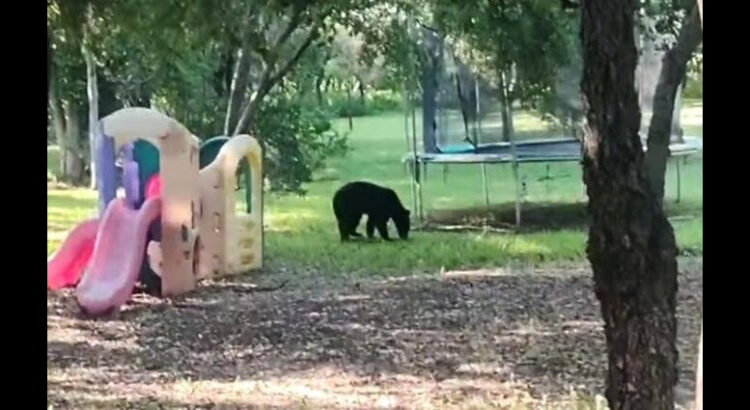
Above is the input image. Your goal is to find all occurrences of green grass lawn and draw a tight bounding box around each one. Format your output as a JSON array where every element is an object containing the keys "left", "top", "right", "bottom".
[{"left": 47, "top": 101, "right": 702, "bottom": 277}]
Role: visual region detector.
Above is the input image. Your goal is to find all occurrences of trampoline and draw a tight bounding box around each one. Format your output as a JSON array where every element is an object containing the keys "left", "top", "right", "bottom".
[
  {"left": 406, "top": 135, "right": 703, "bottom": 164},
  {"left": 403, "top": 135, "right": 703, "bottom": 228},
  {"left": 401, "top": 20, "right": 702, "bottom": 228}
]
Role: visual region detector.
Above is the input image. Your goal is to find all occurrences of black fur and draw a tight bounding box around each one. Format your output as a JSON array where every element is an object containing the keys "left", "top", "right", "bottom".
[{"left": 332, "top": 181, "right": 411, "bottom": 242}]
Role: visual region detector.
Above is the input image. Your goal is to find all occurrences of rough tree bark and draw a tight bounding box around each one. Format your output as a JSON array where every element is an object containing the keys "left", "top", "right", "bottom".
[
  {"left": 646, "top": 7, "right": 702, "bottom": 203},
  {"left": 580, "top": 0, "right": 679, "bottom": 409}
]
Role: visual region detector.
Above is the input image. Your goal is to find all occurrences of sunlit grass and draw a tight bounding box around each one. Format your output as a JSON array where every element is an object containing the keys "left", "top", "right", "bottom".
[{"left": 47, "top": 101, "right": 702, "bottom": 275}]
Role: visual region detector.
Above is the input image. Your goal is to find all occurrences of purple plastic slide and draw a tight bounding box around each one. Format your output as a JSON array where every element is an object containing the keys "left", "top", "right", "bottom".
[{"left": 76, "top": 196, "right": 162, "bottom": 315}]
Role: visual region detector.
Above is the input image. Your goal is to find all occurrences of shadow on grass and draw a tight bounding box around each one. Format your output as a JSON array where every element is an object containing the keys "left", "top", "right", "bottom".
[{"left": 427, "top": 200, "right": 703, "bottom": 232}]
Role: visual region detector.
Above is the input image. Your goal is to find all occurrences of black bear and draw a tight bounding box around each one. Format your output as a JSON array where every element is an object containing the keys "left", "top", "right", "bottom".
[{"left": 332, "top": 181, "right": 411, "bottom": 241}]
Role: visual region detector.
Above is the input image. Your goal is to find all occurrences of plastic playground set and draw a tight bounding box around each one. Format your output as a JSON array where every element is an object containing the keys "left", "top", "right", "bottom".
[{"left": 47, "top": 108, "right": 263, "bottom": 316}]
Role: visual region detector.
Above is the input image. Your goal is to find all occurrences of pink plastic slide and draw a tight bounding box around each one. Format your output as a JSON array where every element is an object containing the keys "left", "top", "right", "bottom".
[
  {"left": 47, "top": 219, "right": 100, "bottom": 290},
  {"left": 145, "top": 174, "right": 161, "bottom": 199},
  {"left": 76, "top": 196, "right": 162, "bottom": 315}
]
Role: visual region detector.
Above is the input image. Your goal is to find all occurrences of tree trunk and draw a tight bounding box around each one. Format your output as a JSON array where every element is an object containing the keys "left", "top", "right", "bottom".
[
  {"left": 697, "top": 0, "right": 702, "bottom": 25},
  {"left": 357, "top": 75, "right": 366, "bottom": 107},
  {"left": 347, "top": 82, "right": 353, "bottom": 131},
  {"left": 580, "top": 0, "right": 679, "bottom": 409},
  {"left": 646, "top": 7, "right": 702, "bottom": 203},
  {"left": 315, "top": 75, "right": 325, "bottom": 105},
  {"left": 315, "top": 49, "right": 332, "bottom": 106},
  {"left": 695, "top": 325, "right": 702, "bottom": 410},
  {"left": 224, "top": 41, "right": 252, "bottom": 136},
  {"left": 232, "top": 25, "right": 318, "bottom": 136},
  {"left": 694, "top": 5, "right": 702, "bottom": 409},
  {"left": 63, "top": 101, "right": 84, "bottom": 183},
  {"left": 232, "top": 79, "right": 273, "bottom": 136},
  {"left": 47, "top": 28, "right": 52, "bottom": 92},
  {"left": 49, "top": 86, "right": 67, "bottom": 178},
  {"left": 499, "top": 69, "right": 520, "bottom": 227},
  {"left": 84, "top": 40, "right": 99, "bottom": 189},
  {"left": 498, "top": 73, "right": 511, "bottom": 143}
]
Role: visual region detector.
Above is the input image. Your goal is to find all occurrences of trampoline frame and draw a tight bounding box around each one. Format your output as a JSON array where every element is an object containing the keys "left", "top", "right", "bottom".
[{"left": 403, "top": 136, "right": 703, "bottom": 228}]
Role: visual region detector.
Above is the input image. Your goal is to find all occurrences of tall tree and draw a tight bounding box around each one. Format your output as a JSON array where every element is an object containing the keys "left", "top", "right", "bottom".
[
  {"left": 432, "top": 0, "right": 577, "bottom": 142},
  {"left": 48, "top": 28, "right": 52, "bottom": 91},
  {"left": 694, "top": 2, "right": 702, "bottom": 407},
  {"left": 645, "top": 5, "right": 702, "bottom": 203},
  {"left": 580, "top": 0, "right": 679, "bottom": 409},
  {"left": 49, "top": 0, "right": 88, "bottom": 183},
  {"left": 221, "top": 0, "right": 375, "bottom": 136},
  {"left": 83, "top": 3, "right": 99, "bottom": 188}
]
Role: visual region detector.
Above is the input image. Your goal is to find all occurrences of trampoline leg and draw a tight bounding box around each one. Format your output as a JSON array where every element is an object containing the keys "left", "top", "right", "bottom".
[
  {"left": 408, "top": 159, "right": 424, "bottom": 226},
  {"left": 418, "top": 180, "right": 425, "bottom": 224},
  {"left": 675, "top": 158, "right": 682, "bottom": 204},
  {"left": 408, "top": 160, "right": 418, "bottom": 221},
  {"left": 512, "top": 162, "right": 521, "bottom": 229},
  {"left": 481, "top": 163, "right": 490, "bottom": 209}
]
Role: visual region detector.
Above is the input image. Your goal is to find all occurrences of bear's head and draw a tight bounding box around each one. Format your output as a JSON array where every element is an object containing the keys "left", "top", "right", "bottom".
[{"left": 393, "top": 209, "right": 411, "bottom": 240}]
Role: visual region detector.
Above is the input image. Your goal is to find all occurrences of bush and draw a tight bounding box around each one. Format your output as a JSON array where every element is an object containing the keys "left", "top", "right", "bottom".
[
  {"left": 684, "top": 72, "right": 702, "bottom": 99},
  {"left": 369, "top": 89, "right": 404, "bottom": 112},
  {"left": 253, "top": 94, "right": 348, "bottom": 194},
  {"left": 325, "top": 89, "right": 404, "bottom": 118}
]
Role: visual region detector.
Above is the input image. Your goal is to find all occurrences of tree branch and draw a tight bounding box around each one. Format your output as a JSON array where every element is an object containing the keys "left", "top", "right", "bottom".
[
  {"left": 560, "top": 0, "right": 579, "bottom": 10},
  {"left": 229, "top": 2, "right": 320, "bottom": 136},
  {"left": 269, "top": 24, "right": 320, "bottom": 85},
  {"left": 645, "top": 5, "right": 702, "bottom": 202},
  {"left": 273, "top": 5, "right": 305, "bottom": 53}
]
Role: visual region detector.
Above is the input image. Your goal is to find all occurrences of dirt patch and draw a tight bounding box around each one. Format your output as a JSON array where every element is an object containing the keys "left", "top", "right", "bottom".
[{"left": 48, "top": 259, "right": 702, "bottom": 409}]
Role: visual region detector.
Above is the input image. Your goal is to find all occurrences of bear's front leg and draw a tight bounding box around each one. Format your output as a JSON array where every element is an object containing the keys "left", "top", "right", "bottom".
[
  {"left": 375, "top": 218, "right": 393, "bottom": 241},
  {"left": 366, "top": 217, "right": 376, "bottom": 239}
]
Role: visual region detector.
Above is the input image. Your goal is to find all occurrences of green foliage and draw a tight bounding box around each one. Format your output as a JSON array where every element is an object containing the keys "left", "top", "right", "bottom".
[
  {"left": 326, "top": 89, "right": 404, "bottom": 118},
  {"left": 431, "top": 0, "right": 578, "bottom": 109},
  {"left": 48, "top": 1, "right": 88, "bottom": 109},
  {"left": 684, "top": 47, "right": 702, "bottom": 99},
  {"left": 48, "top": 108, "right": 703, "bottom": 271},
  {"left": 47, "top": 0, "right": 375, "bottom": 194},
  {"left": 639, "top": 0, "right": 696, "bottom": 38},
  {"left": 254, "top": 93, "right": 348, "bottom": 194},
  {"left": 684, "top": 74, "right": 702, "bottom": 99}
]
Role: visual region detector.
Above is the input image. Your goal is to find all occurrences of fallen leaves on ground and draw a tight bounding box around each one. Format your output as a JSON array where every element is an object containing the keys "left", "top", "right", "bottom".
[{"left": 48, "top": 258, "right": 702, "bottom": 409}]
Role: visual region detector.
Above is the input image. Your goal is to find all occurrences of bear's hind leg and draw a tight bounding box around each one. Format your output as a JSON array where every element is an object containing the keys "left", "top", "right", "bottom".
[{"left": 338, "top": 212, "right": 363, "bottom": 242}]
